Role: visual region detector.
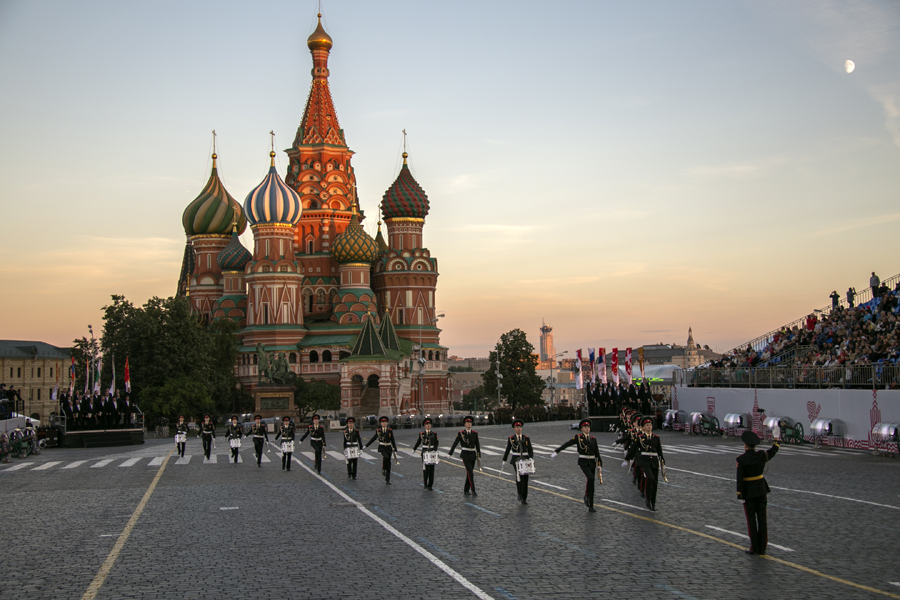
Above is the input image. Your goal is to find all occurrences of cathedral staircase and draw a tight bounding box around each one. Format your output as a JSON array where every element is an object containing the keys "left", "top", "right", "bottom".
[{"left": 358, "top": 385, "right": 381, "bottom": 417}]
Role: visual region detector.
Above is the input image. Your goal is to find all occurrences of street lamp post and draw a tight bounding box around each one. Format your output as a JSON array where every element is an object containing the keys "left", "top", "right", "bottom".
[{"left": 418, "top": 313, "right": 445, "bottom": 416}]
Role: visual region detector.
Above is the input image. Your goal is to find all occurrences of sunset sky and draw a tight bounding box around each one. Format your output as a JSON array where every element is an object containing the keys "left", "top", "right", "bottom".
[{"left": 1, "top": 1, "right": 898, "bottom": 358}]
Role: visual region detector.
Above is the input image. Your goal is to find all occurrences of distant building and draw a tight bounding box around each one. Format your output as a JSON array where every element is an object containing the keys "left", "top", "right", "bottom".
[
  {"left": 539, "top": 319, "right": 555, "bottom": 365},
  {"left": 639, "top": 328, "right": 720, "bottom": 369},
  {"left": 537, "top": 369, "right": 578, "bottom": 406},
  {"left": 447, "top": 357, "right": 491, "bottom": 372},
  {"left": 449, "top": 371, "right": 484, "bottom": 406},
  {"left": 1, "top": 340, "right": 71, "bottom": 421}
]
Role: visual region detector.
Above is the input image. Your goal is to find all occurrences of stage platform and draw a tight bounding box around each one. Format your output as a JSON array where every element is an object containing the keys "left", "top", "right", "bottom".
[{"left": 63, "top": 428, "right": 144, "bottom": 448}]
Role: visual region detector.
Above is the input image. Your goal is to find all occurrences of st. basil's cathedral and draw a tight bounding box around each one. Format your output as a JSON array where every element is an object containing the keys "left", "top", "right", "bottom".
[{"left": 176, "top": 15, "right": 449, "bottom": 418}]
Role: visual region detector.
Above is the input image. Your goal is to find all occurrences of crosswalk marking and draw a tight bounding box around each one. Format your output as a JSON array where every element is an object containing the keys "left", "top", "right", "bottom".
[
  {"left": 119, "top": 458, "right": 141, "bottom": 467},
  {"left": 148, "top": 457, "right": 164, "bottom": 466},
  {"left": 63, "top": 460, "right": 88, "bottom": 469},
  {"left": 326, "top": 450, "right": 345, "bottom": 460},
  {"left": 92, "top": 459, "right": 114, "bottom": 468},
  {"left": 175, "top": 455, "right": 192, "bottom": 465},
  {"left": 204, "top": 455, "right": 218, "bottom": 464},
  {"left": 32, "top": 461, "right": 61, "bottom": 471},
  {"left": 3, "top": 463, "right": 30, "bottom": 471}
]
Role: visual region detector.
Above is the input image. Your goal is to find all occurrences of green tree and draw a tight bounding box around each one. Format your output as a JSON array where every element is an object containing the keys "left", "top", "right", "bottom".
[
  {"left": 482, "top": 329, "right": 545, "bottom": 411},
  {"left": 453, "top": 384, "right": 495, "bottom": 413},
  {"left": 293, "top": 377, "right": 341, "bottom": 421}
]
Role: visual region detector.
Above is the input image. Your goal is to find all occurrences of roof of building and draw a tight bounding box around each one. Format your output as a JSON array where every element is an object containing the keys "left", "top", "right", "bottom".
[
  {"left": 182, "top": 154, "right": 247, "bottom": 236},
  {"left": 217, "top": 226, "right": 252, "bottom": 272},
  {"left": 244, "top": 152, "right": 303, "bottom": 226},
  {"left": 381, "top": 152, "right": 429, "bottom": 220},
  {"left": 351, "top": 315, "right": 387, "bottom": 357},
  {"left": 330, "top": 205, "right": 379, "bottom": 264},
  {"left": 0, "top": 340, "right": 71, "bottom": 359}
]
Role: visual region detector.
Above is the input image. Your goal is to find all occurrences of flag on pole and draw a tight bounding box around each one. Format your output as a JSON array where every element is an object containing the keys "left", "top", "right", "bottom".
[
  {"left": 108, "top": 355, "right": 116, "bottom": 396},
  {"left": 124, "top": 357, "right": 131, "bottom": 393},
  {"left": 52, "top": 360, "right": 59, "bottom": 401},
  {"left": 93, "top": 357, "right": 102, "bottom": 394},
  {"left": 84, "top": 359, "right": 90, "bottom": 394},
  {"left": 625, "top": 348, "right": 633, "bottom": 385},
  {"left": 575, "top": 349, "right": 583, "bottom": 390},
  {"left": 638, "top": 348, "right": 645, "bottom": 379},
  {"left": 588, "top": 348, "right": 595, "bottom": 383},
  {"left": 598, "top": 348, "right": 607, "bottom": 384},
  {"left": 69, "top": 356, "right": 75, "bottom": 396},
  {"left": 611, "top": 348, "right": 619, "bottom": 386}
]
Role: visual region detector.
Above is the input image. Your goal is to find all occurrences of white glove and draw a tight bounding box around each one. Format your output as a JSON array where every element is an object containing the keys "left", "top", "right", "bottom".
[
  {"left": 621, "top": 460, "right": 628, "bottom": 468},
  {"left": 624, "top": 450, "right": 628, "bottom": 458},
  {"left": 550, "top": 451, "right": 558, "bottom": 459}
]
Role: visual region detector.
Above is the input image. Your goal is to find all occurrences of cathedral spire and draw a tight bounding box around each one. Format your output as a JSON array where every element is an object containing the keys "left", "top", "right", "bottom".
[{"left": 295, "top": 12, "right": 345, "bottom": 148}]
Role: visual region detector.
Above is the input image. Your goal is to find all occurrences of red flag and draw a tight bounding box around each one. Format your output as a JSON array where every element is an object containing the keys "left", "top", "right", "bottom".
[
  {"left": 598, "top": 348, "right": 607, "bottom": 384},
  {"left": 124, "top": 357, "right": 131, "bottom": 393},
  {"left": 611, "top": 348, "right": 619, "bottom": 386}
]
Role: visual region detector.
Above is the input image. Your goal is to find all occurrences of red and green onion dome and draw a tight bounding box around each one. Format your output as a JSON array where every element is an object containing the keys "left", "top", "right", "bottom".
[
  {"left": 381, "top": 152, "right": 429, "bottom": 220},
  {"left": 331, "top": 207, "right": 380, "bottom": 264},
  {"left": 307, "top": 13, "right": 333, "bottom": 51},
  {"left": 216, "top": 227, "right": 252, "bottom": 271},
  {"left": 182, "top": 153, "right": 247, "bottom": 236},
  {"left": 243, "top": 152, "right": 303, "bottom": 226}
]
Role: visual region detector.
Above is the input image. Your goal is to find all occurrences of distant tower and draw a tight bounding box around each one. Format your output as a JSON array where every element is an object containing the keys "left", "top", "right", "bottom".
[
  {"left": 540, "top": 319, "right": 554, "bottom": 364},
  {"left": 685, "top": 327, "right": 699, "bottom": 367}
]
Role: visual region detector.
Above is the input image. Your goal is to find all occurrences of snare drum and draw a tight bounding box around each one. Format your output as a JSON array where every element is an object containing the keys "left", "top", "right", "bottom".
[
  {"left": 344, "top": 447, "right": 361, "bottom": 460},
  {"left": 229, "top": 438, "right": 241, "bottom": 449},
  {"left": 423, "top": 450, "right": 440, "bottom": 465},
  {"left": 281, "top": 441, "right": 295, "bottom": 454},
  {"left": 174, "top": 433, "right": 186, "bottom": 444},
  {"left": 516, "top": 458, "right": 536, "bottom": 475}
]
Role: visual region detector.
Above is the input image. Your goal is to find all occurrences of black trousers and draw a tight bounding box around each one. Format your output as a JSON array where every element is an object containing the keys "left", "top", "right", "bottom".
[
  {"left": 379, "top": 448, "right": 392, "bottom": 482},
  {"left": 423, "top": 463, "right": 435, "bottom": 488},
  {"left": 202, "top": 435, "right": 213, "bottom": 459},
  {"left": 637, "top": 457, "right": 659, "bottom": 506},
  {"left": 253, "top": 439, "right": 264, "bottom": 465},
  {"left": 176, "top": 442, "right": 185, "bottom": 457},
  {"left": 282, "top": 452, "right": 292, "bottom": 470},
  {"left": 743, "top": 497, "right": 768, "bottom": 554},
  {"left": 512, "top": 458, "right": 528, "bottom": 500},
  {"left": 311, "top": 442, "right": 324, "bottom": 473},
  {"left": 347, "top": 457, "right": 358, "bottom": 478},
  {"left": 462, "top": 452, "right": 477, "bottom": 493},
  {"left": 230, "top": 445, "right": 239, "bottom": 463},
  {"left": 579, "top": 459, "right": 596, "bottom": 507}
]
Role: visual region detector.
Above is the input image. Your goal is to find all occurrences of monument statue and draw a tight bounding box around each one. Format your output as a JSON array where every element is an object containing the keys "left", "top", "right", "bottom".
[
  {"left": 271, "top": 352, "right": 296, "bottom": 385},
  {"left": 256, "top": 343, "right": 270, "bottom": 383}
]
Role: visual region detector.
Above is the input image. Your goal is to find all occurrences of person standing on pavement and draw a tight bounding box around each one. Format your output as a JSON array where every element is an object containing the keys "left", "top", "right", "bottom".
[
  {"left": 299, "top": 414, "right": 327, "bottom": 474},
  {"left": 274, "top": 416, "right": 296, "bottom": 471},
  {"left": 200, "top": 414, "right": 215, "bottom": 461},
  {"left": 552, "top": 419, "right": 603, "bottom": 512},
  {"left": 413, "top": 417, "right": 439, "bottom": 490},
  {"left": 249, "top": 415, "right": 268, "bottom": 467},
  {"left": 626, "top": 417, "right": 664, "bottom": 511},
  {"left": 736, "top": 430, "right": 780, "bottom": 555},
  {"left": 448, "top": 416, "right": 482, "bottom": 496},
  {"left": 226, "top": 416, "right": 243, "bottom": 464},
  {"left": 502, "top": 418, "right": 534, "bottom": 505},
  {"left": 365, "top": 416, "right": 397, "bottom": 485},
  {"left": 174, "top": 415, "right": 189, "bottom": 458},
  {"left": 342, "top": 417, "right": 363, "bottom": 479}
]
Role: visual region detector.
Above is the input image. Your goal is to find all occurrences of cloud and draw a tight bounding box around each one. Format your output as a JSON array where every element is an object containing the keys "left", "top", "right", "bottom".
[{"left": 868, "top": 84, "right": 900, "bottom": 150}]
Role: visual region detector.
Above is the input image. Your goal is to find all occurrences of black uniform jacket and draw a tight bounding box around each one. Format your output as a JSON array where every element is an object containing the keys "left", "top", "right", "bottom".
[
  {"left": 366, "top": 428, "right": 397, "bottom": 452},
  {"left": 625, "top": 433, "right": 664, "bottom": 462},
  {"left": 413, "top": 430, "right": 439, "bottom": 453},
  {"left": 448, "top": 429, "right": 481, "bottom": 457},
  {"left": 555, "top": 434, "right": 602, "bottom": 466},
  {"left": 502, "top": 434, "right": 534, "bottom": 462},
  {"left": 736, "top": 442, "right": 780, "bottom": 500},
  {"left": 343, "top": 429, "right": 363, "bottom": 449},
  {"left": 175, "top": 422, "right": 189, "bottom": 435},
  {"left": 249, "top": 423, "right": 269, "bottom": 441},
  {"left": 226, "top": 424, "right": 243, "bottom": 439},
  {"left": 275, "top": 425, "right": 295, "bottom": 441},
  {"left": 300, "top": 425, "right": 326, "bottom": 446},
  {"left": 200, "top": 423, "right": 216, "bottom": 437}
]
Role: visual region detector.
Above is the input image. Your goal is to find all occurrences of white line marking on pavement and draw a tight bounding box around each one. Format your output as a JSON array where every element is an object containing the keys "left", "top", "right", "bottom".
[
  {"left": 465, "top": 503, "right": 501, "bottom": 517},
  {"left": 98, "top": 534, "right": 116, "bottom": 537},
  {"left": 32, "top": 461, "right": 61, "bottom": 470},
  {"left": 204, "top": 455, "right": 217, "bottom": 464},
  {"left": 63, "top": 461, "right": 88, "bottom": 469},
  {"left": 290, "top": 453, "right": 497, "bottom": 600},
  {"left": 260, "top": 453, "right": 271, "bottom": 463},
  {"left": 531, "top": 479, "right": 568, "bottom": 491},
  {"left": 147, "top": 457, "right": 164, "bottom": 466},
  {"left": 705, "top": 526, "right": 794, "bottom": 552},
  {"left": 326, "top": 451, "right": 345, "bottom": 460},
  {"left": 91, "top": 460, "right": 114, "bottom": 468},
  {"left": 1, "top": 463, "right": 30, "bottom": 471},
  {"left": 300, "top": 451, "right": 314, "bottom": 460},
  {"left": 219, "top": 507, "right": 238, "bottom": 510},
  {"left": 175, "top": 455, "right": 191, "bottom": 465},
  {"left": 666, "top": 467, "right": 731, "bottom": 481},
  {"left": 119, "top": 458, "right": 141, "bottom": 467},
  {"left": 888, "top": 582, "right": 900, "bottom": 588},
  {"left": 602, "top": 499, "right": 650, "bottom": 512}
]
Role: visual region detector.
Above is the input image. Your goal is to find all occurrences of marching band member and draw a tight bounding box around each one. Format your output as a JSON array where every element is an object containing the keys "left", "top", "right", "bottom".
[
  {"left": 200, "top": 414, "right": 215, "bottom": 461},
  {"left": 737, "top": 430, "right": 780, "bottom": 555},
  {"left": 249, "top": 414, "right": 269, "bottom": 467},
  {"left": 365, "top": 416, "right": 398, "bottom": 484},
  {"left": 625, "top": 417, "right": 665, "bottom": 511},
  {"left": 342, "top": 417, "right": 363, "bottom": 479},
  {"left": 226, "top": 416, "right": 243, "bottom": 464},
  {"left": 448, "top": 416, "right": 481, "bottom": 496},
  {"left": 412, "top": 417, "right": 439, "bottom": 490},
  {"left": 274, "top": 416, "right": 296, "bottom": 471},
  {"left": 174, "top": 415, "right": 188, "bottom": 458},
  {"left": 551, "top": 419, "right": 602, "bottom": 512},
  {"left": 299, "top": 414, "right": 327, "bottom": 474},
  {"left": 502, "top": 418, "right": 534, "bottom": 505}
]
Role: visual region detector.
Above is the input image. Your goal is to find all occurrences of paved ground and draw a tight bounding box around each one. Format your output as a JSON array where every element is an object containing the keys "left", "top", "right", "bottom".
[{"left": 1, "top": 421, "right": 899, "bottom": 600}]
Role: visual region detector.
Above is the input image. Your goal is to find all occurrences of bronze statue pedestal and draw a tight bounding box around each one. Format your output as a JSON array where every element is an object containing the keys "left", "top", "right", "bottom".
[{"left": 254, "top": 384, "right": 295, "bottom": 419}]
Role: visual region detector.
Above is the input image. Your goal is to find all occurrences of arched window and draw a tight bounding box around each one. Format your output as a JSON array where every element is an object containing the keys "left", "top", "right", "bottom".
[
  {"left": 309, "top": 350, "right": 319, "bottom": 363},
  {"left": 307, "top": 240, "right": 314, "bottom": 254},
  {"left": 309, "top": 200, "right": 319, "bottom": 209},
  {"left": 253, "top": 354, "right": 258, "bottom": 365},
  {"left": 289, "top": 352, "right": 297, "bottom": 364},
  {"left": 428, "top": 351, "right": 433, "bottom": 361},
  {"left": 322, "top": 350, "right": 332, "bottom": 363}
]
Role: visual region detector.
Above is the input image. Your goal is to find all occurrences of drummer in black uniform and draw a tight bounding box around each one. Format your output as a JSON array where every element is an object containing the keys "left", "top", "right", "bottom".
[
  {"left": 502, "top": 418, "right": 534, "bottom": 505},
  {"left": 226, "top": 416, "right": 243, "bottom": 464},
  {"left": 274, "top": 416, "right": 295, "bottom": 471},
  {"left": 737, "top": 430, "right": 780, "bottom": 555},
  {"left": 343, "top": 417, "right": 363, "bottom": 479},
  {"left": 552, "top": 418, "right": 603, "bottom": 512},
  {"left": 626, "top": 416, "right": 665, "bottom": 511},
  {"left": 365, "top": 416, "right": 397, "bottom": 484},
  {"left": 174, "top": 415, "right": 189, "bottom": 458},
  {"left": 448, "top": 416, "right": 482, "bottom": 496},
  {"left": 413, "top": 417, "right": 439, "bottom": 490},
  {"left": 199, "top": 414, "right": 215, "bottom": 461},
  {"left": 248, "top": 415, "right": 269, "bottom": 467},
  {"left": 299, "top": 414, "right": 327, "bottom": 474}
]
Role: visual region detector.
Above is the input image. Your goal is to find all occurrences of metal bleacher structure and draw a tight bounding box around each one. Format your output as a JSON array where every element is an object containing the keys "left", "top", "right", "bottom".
[{"left": 686, "top": 271, "right": 900, "bottom": 390}]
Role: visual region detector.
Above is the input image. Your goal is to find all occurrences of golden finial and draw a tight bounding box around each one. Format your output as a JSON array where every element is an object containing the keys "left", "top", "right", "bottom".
[
  {"left": 402, "top": 129, "right": 408, "bottom": 164},
  {"left": 231, "top": 214, "right": 238, "bottom": 234},
  {"left": 211, "top": 130, "right": 218, "bottom": 167}
]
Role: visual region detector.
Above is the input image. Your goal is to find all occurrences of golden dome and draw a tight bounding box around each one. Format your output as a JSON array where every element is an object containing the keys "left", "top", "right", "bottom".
[{"left": 307, "top": 14, "right": 333, "bottom": 51}]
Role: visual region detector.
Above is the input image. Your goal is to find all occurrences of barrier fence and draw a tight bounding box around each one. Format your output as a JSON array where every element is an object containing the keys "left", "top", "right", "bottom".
[{"left": 681, "top": 364, "right": 900, "bottom": 390}]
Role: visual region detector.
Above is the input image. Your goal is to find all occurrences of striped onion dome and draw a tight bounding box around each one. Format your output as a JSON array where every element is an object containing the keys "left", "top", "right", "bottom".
[
  {"left": 243, "top": 152, "right": 303, "bottom": 226},
  {"left": 331, "top": 206, "right": 380, "bottom": 264},
  {"left": 216, "top": 226, "right": 252, "bottom": 272},
  {"left": 381, "top": 152, "right": 429, "bottom": 220},
  {"left": 182, "top": 154, "right": 247, "bottom": 236}
]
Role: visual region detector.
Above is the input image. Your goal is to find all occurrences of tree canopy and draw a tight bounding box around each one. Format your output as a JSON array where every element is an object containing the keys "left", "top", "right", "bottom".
[
  {"left": 293, "top": 376, "right": 341, "bottom": 421},
  {"left": 481, "top": 328, "right": 545, "bottom": 411}
]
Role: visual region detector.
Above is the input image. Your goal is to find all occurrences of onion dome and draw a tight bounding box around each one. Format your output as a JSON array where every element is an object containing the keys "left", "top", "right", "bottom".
[
  {"left": 331, "top": 205, "right": 380, "bottom": 264},
  {"left": 307, "top": 13, "right": 333, "bottom": 51},
  {"left": 182, "top": 153, "right": 247, "bottom": 236},
  {"left": 381, "top": 152, "right": 429, "bottom": 219},
  {"left": 217, "top": 224, "right": 252, "bottom": 272},
  {"left": 244, "top": 151, "right": 303, "bottom": 226}
]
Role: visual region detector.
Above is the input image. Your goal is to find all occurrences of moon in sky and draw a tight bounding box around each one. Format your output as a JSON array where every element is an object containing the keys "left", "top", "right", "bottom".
[{"left": 845, "top": 60, "right": 855, "bottom": 73}]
